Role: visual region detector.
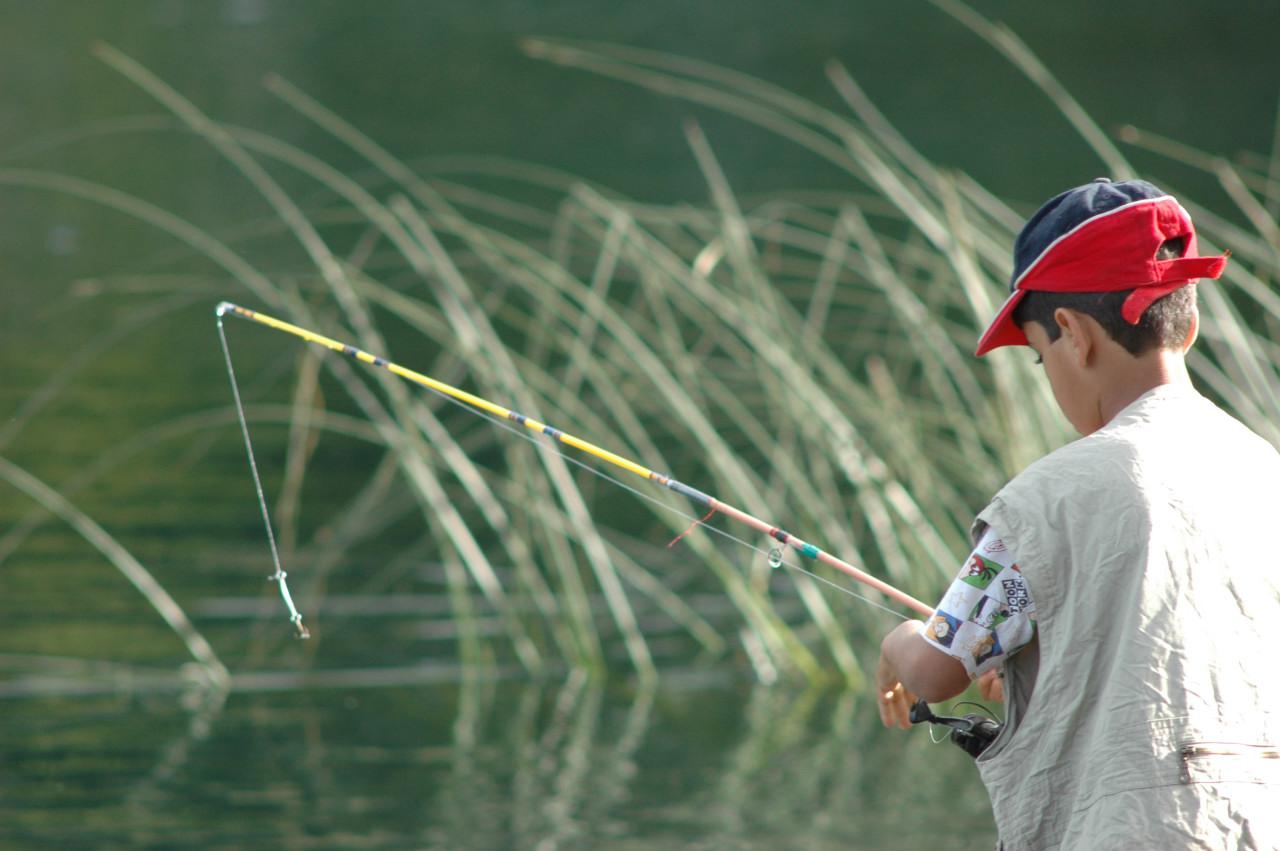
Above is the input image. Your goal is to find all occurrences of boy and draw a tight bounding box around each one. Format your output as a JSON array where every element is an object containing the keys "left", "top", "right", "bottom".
[{"left": 875, "top": 178, "right": 1280, "bottom": 848}]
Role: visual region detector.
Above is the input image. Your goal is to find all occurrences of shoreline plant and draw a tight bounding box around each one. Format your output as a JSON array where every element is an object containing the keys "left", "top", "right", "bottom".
[{"left": 1, "top": 7, "right": 1276, "bottom": 692}]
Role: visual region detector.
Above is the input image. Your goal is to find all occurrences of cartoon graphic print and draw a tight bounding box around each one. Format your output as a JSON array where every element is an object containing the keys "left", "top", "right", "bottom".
[
  {"left": 919, "top": 527, "right": 1038, "bottom": 677},
  {"left": 968, "top": 594, "right": 1012, "bottom": 629},
  {"left": 960, "top": 554, "right": 1002, "bottom": 590},
  {"left": 925, "top": 611, "right": 963, "bottom": 648},
  {"left": 969, "top": 630, "right": 1003, "bottom": 668}
]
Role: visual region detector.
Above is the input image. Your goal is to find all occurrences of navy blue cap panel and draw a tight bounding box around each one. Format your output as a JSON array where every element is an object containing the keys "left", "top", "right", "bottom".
[{"left": 1009, "top": 178, "right": 1167, "bottom": 290}]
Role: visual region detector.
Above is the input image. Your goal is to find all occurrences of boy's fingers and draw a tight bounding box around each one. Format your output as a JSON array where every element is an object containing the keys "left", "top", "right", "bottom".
[
  {"left": 878, "top": 685, "right": 914, "bottom": 729},
  {"left": 877, "top": 689, "right": 894, "bottom": 727},
  {"left": 978, "top": 669, "right": 1005, "bottom": 702},
  {"left": 892, "top": 692, "right": 912, "bottom": 729},
  {"left": 877, "top": 688, "right": 901, "bottom": 728}
]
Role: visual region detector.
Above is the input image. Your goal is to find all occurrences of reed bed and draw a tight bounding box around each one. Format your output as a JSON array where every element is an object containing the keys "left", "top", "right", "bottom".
[{"left": 3, "top": 12, "right": 1277, "bottom": 690}]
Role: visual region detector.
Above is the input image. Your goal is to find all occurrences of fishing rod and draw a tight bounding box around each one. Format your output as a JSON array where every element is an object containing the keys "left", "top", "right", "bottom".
[{"left": 215, "top": 301, "right": 934, "bottom": 630}]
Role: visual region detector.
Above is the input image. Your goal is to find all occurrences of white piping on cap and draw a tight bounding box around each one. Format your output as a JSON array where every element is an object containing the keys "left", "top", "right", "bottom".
[{"left": 1012, "top": 195, "right": 1177, "bottom": 290}]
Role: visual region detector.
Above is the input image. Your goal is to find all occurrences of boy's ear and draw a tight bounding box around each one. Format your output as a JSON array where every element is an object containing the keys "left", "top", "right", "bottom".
[
  {"left": 1181, "top": 305, "right": 1200, "bottom": 352},
  {"left": 1053, "top": 308, "right": 1096, "bottom": 367}
]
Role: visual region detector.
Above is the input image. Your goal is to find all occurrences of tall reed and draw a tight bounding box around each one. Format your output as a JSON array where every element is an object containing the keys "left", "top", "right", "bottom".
[{"left": 3, "top": 12, "right": 1276, "bottom": 687}]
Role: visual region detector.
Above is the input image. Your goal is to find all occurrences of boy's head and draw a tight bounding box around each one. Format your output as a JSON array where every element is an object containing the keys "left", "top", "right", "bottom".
[{"left": 975, "top": 178, "right": 1229, "bottom": 357}]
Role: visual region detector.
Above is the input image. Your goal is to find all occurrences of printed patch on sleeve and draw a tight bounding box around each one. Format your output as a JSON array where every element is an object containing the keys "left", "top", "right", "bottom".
[
  {"left": 968, "top": 594, "right": 1012, "bottom": 629},
  {"left": 980, "top": 537, "right": 1007, "bottom": 555},
  {"left": 994, "top": 613, "right": 1036, "bottom": 656},
  {"left": 960, "top": 554, "right": 1002, "bottom": 590},
  {"left": 1000, "top": 575, "right": 1032, "bottom": 613},
  {"left": 925, "top": 611, "right": 962, "bottom": 648},
  {"left": 968, "top": 629, "right": 1003, "bottom": 668}
]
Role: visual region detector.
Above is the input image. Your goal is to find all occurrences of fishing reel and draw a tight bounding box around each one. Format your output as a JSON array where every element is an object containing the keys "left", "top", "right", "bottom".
[{"left": 909, "top": 699, "right": 1001, "bottom": 758}]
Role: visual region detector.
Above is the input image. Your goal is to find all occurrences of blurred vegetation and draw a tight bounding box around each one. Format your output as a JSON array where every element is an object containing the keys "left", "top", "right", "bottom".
[{"left": 1, "top": 6, "right": 1278, "bottom": 696}]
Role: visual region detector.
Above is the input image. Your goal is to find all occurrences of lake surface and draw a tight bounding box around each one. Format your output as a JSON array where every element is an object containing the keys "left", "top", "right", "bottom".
[
  {"left": 0, "top": 294, "right": 999, "bottom": 847},
  {"left": 2, "top": 675, "right": 998, "bottom": 848},
  {"left": 2, "top": 1, "right": 1276, "bottom": 847}
]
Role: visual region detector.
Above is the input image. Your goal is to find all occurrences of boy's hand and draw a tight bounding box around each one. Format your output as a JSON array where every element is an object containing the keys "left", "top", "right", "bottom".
[
  {"left": 876, "top": 676, "right": 917, "bottom": 729},
  {"left": 875, "top": 621, "right": 923, "bottom": 729},
  {"left": 977, "top": 668, "right": 1004, "bottom": 703}
]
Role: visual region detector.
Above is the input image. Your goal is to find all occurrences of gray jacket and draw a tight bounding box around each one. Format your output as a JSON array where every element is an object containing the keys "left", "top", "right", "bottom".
[{"left": 975, "top": 384, "right": 1280, "bottom": 850}]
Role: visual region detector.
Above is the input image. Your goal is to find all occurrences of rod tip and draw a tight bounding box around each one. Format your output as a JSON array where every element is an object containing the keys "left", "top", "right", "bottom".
[{"left": 215, "top": 301, "right": 234, "bottom": 317}]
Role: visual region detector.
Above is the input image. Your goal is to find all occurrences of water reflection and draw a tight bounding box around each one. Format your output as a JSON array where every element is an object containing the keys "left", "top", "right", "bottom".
[{"left": 0, "top": 670, "right": 994, "bottom": 848}]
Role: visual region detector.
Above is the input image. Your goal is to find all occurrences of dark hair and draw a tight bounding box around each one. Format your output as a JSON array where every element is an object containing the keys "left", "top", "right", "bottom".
[{"left": 1011, "top": 237, "right": 1194, "bottom": 355}]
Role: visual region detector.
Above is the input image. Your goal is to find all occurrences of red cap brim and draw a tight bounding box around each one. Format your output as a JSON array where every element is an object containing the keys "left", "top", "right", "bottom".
[{"left": 974, "top": 290, "right": 1030, "bottom": 356}]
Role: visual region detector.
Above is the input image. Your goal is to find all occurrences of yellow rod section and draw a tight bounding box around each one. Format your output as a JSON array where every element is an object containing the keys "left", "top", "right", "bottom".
[{"left": 217, "top": 301, "right": 933, "bottom": 617}]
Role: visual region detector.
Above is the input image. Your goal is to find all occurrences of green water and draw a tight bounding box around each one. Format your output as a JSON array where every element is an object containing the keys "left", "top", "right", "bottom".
[
  {"left": 2, "top": 1, "right": 1277, "bottom": 847},
  {"left": 2, "top": 677, "right": 1005, "bottom": 849}
]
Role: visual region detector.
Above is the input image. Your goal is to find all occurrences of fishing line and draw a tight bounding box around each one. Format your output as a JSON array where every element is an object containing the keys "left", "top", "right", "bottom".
[
  {"left": 436, "top": 391, "right": 911, "bottom": 622},
  {"left": 215, "top": 301, "right": 933, "bottom": 629},
  {"left": 216, "top": 313, "right": 310, "bottom": 639}
]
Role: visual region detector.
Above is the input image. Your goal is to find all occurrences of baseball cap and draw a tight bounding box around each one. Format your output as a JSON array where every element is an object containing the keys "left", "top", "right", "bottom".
[{"left": 975, "top": 178, "right": 1229, "bottom": 356}]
